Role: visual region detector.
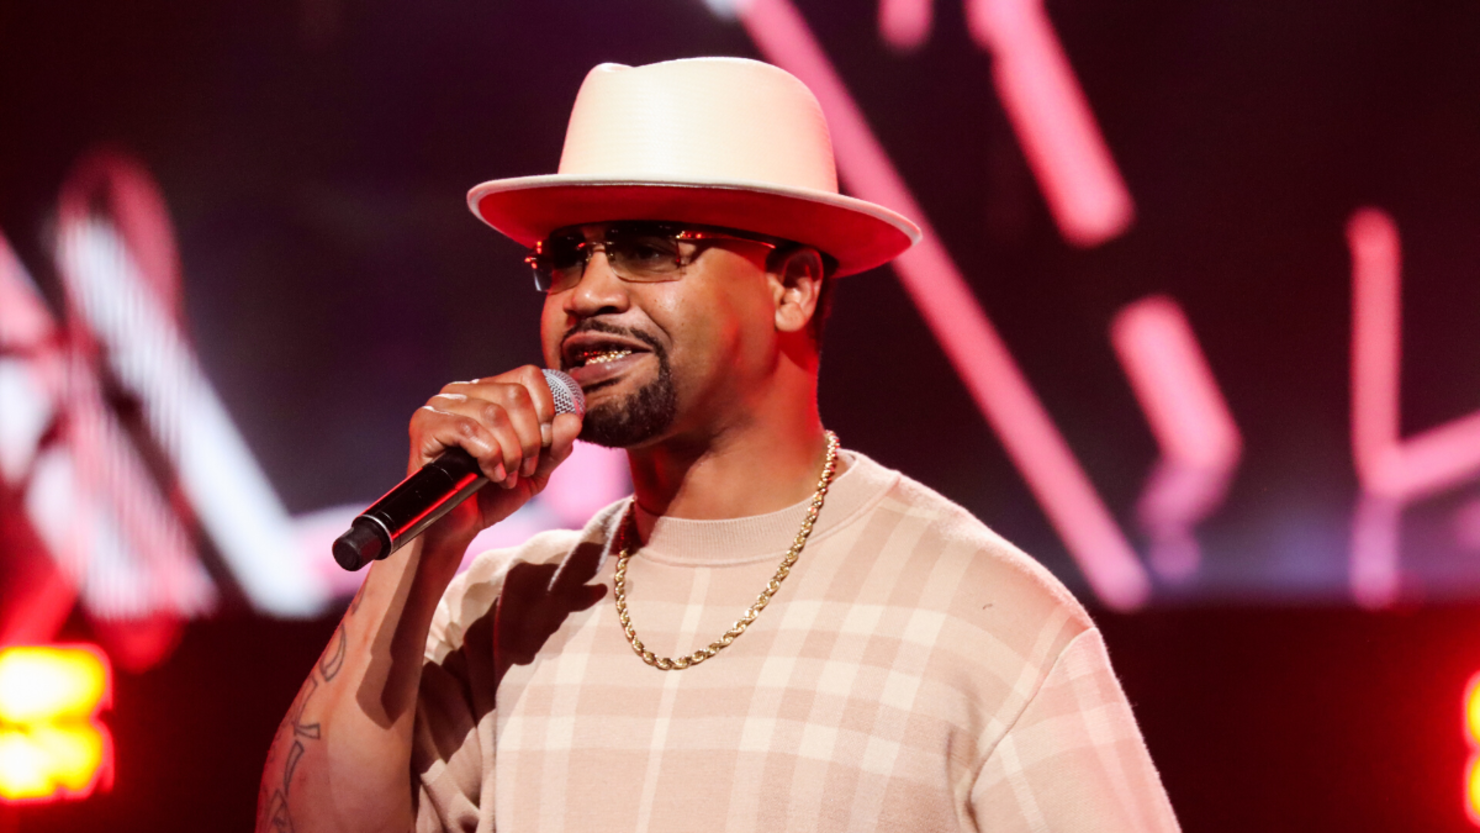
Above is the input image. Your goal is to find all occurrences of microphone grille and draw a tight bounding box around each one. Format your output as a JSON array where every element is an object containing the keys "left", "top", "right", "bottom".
[{"left": 542, "top": 368, "right": 586, "bottom": 417}]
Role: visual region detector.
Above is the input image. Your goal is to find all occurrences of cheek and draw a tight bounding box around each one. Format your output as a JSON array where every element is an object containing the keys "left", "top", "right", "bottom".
[
  {"left": 651, "top": 294, "right": 727, "bottom": 360},
  {"left": 683, "top": 298, "right": 768, "bottom": 372},
  {"left": 641, "top": 260, "right": 771, "bottom": 371},
  {"left": 539, "top": 299, "right": 565, "bottom": 367}
]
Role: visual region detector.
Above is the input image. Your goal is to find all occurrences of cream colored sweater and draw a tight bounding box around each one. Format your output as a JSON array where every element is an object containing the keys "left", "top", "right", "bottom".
[{"left": 412, "top": 452, "right": 1178, "bottom": 832}]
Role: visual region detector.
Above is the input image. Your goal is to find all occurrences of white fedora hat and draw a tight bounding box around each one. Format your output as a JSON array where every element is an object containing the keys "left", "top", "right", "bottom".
[{"left": 467, "top": 57, "right": 920, "bottom": 277}]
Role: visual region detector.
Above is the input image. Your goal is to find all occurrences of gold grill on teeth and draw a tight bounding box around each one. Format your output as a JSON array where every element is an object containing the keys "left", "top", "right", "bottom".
[{"left": 581, "top": 349, "right": 633, "bottom": 366}]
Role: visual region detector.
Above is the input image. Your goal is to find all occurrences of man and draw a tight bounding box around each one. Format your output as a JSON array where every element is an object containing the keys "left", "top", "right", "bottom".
[{"left": 258, "top": 57, "right": 1178, "bottom": 832}]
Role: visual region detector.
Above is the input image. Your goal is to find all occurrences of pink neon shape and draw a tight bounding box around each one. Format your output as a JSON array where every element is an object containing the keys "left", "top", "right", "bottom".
[
  {"left": 964, "top": 0, "right": 1134, "bottom": 246},
  {"left": 1111, "top": 296, "right": 1241, "bottom": 580},
  {"left": 739, "top": 0, "right": 1149, "bottom": 609},
  {"left": 55, "top": 152, "right": 327, "bottom": 618},
  {"left": 1347, "top": 207, "right": 1480, "bottom": 607},
  {"left": 878, "top": 0, "right": 933, "bottom": 51},
  {"left": 0, "top": 236, "right": 212, "bottom": 660}
]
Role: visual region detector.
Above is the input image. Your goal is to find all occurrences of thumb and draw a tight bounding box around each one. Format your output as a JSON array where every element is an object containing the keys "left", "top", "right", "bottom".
[{"left": 533, "top": 412, "right": 583, "bottom": 481}]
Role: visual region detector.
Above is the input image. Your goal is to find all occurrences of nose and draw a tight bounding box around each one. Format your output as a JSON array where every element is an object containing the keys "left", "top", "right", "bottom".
[{"left": 561, "top": 247, "right": 631, "bottom": 319}]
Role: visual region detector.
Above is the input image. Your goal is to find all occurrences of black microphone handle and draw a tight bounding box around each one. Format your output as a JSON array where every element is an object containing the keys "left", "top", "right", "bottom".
[
  {"left": 332, "top": 448, "right": 487, "bottom": 571},
  {"left": 332, "top": 369, "right": 584, "bottom": 572}
]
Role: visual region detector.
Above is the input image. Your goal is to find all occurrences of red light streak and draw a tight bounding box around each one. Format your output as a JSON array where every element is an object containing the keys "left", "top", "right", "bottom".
[
  {"left": 0, "top": 556, "right": 75, "bottom": 652},
  {"left": 1111, "top": 296, "right": 1241, "bottom": 580},
  {"left": 966, "top": 0, "right": 1134, "bottom": 246},
  {"left": 739, "top": 0, "right": 1150, "bottom": 609},
  {"left": 1347, "top": 208, "right": 1480, "bottom": 606},
  {"left": 868, "top": 0, "right": 1134, "bottom": 245}
]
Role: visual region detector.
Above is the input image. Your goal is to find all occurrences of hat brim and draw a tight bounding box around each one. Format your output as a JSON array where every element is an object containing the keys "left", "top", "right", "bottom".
[{"left": 467, "top": 175, "right": 920, "bottom": 277}]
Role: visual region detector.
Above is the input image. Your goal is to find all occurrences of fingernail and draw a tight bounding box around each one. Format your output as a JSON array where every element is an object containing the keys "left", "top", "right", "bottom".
[
  {"left": 540, "top": 423, "right": 553, "bottom": 447},
  {"left": 522, "top": 455, "right": 538, "bottom": 477},
  {"left": 503, "top": 473, "right": 519, "bottom": 489},
  {"left": 492, "top": 463, "right": 505, "bottom": 481}
]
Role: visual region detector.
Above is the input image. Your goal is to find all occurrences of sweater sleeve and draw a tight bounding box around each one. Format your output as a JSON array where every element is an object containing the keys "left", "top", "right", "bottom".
[
  {"left": 411, "top": 562, "right": 506, "bottom": 833},
  {"left": 408, "top": 524, "right": 606, "bottom": 833},
  {"left": 413, "top": 652, "right": 491, "bottom": 833},
  {"left": 969, "top": 628, "right": 1180, "bottom": 832}
]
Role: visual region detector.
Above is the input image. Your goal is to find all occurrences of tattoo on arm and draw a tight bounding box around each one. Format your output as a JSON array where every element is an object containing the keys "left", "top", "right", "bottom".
[
  {"left": 290, "top": 676, "right": 322, "bottom": 739},
  {"left": 256, "top": 624, "right": 346, "bottom": 832},
  {"left": 319, "top": 625, "right": 347, "bottom": 682},
  {"left": 259, "top": 676, "right": 318, "bottom": 833}
]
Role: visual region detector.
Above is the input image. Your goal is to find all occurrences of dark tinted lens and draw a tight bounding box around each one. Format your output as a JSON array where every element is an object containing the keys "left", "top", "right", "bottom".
[
  {"left": 528, "top": 235, "right": 588, "bottom": 292},
  {"left": 544, "top": 235, "right": 588, "bottom": 272},
  {"left": 606, "top": 226, "right": 682, "bottom": 279},
  {"left": 530, "top": 259, "right": 552, "bottom": 292}
]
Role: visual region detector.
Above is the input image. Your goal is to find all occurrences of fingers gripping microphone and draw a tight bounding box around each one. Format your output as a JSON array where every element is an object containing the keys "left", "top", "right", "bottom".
[{"left": 332, "top": 370, "right": 586, "bottom": 571}]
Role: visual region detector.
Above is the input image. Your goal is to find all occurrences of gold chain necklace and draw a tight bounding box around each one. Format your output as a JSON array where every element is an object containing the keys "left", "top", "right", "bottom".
[{"left": 612, "top": 431, "right": 841, "bottom": 671}]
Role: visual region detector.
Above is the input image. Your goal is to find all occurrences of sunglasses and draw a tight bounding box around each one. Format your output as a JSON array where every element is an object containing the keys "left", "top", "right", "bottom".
[{"left": 524, "top": 222, "right": 780, "bottom": 294}]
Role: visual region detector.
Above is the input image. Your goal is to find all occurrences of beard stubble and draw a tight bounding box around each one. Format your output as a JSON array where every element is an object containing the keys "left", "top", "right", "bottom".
[{"left": 574, "top": 325, "right": 678, "bottom": 449}]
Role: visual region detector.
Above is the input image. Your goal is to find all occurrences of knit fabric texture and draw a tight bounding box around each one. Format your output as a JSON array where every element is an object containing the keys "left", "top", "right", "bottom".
[{"left": 412, "top": 451, "right": 1179, "bottom": 832}]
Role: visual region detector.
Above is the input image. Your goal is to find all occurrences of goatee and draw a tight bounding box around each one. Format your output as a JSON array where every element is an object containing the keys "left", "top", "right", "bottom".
[{"left": 575, "top": 328, "right": 678, "bottom": 448}]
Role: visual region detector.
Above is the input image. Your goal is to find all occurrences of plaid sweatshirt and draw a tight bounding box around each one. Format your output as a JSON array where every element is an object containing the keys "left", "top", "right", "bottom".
[{"left": 412, "top": 452, "right": 1178, "bottom": 832}]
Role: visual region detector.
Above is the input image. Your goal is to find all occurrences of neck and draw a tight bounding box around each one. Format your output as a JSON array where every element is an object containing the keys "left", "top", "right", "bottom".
[{"left": 625, "top": 376, "right": 835, "bottom": 528}]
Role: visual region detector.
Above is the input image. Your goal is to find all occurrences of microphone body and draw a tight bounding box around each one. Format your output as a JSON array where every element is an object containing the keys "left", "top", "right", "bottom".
[{"left": 333, "top": 369, "right": 585, "bottom": 571}]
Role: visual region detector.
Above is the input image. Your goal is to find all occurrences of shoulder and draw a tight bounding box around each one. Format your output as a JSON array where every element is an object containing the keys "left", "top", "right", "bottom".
[
  {"left": 852, "top": 453, "right": 1093, "bottom": 642},
  {"left": 425, "top": 499, "right": 627, "bottom": 661}
]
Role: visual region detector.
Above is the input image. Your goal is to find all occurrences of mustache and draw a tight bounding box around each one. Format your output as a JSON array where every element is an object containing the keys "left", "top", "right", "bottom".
[{"left": 560, "top": 320, "right": 665, "bottom": 356}]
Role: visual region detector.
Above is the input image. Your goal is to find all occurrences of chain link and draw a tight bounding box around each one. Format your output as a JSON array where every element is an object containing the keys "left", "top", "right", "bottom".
[{"left": 611, "top": 431, "right": 840, "bottom": 671}]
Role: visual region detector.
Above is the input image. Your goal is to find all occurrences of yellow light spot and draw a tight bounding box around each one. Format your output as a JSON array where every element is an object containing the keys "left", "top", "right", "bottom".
[
  {"left": 0, "top": 646, "right": 109, "bottom": 724},
  {"left": 0, "top": 731, "right": 52, "bottom": 800},
  {"left": 0, "top": 646, "right": 112, "bottom": 804},
  {"left": 29, "top": 724, "right": 106, "bottom": 792},
  {"left": 1466, "top": 673, "right": 1480, "bottom": 746}
]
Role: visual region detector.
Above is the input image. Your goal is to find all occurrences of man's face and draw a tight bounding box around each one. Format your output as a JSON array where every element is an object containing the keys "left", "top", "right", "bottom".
[{"left": 539, "top": 222, "right": 780, "bottom": 449}]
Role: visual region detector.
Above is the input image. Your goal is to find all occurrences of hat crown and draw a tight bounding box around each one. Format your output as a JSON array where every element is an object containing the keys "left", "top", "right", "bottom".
[{"left": 557, "top": 58, "right": 840, "bottom": 194}]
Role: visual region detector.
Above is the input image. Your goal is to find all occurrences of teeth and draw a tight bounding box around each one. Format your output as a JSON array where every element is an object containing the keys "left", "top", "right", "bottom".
[{"left": 582, "top": 349, "right": 633, "bottom": 366}]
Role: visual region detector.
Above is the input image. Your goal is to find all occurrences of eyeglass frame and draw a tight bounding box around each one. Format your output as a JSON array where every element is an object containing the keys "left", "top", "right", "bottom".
[{"left": 523, "top": 221, "right": 785, "bottom": 294}]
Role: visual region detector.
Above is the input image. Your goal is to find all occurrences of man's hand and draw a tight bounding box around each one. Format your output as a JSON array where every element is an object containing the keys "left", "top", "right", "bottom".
[{"left": 408, "top": 364, "right": 583, "bottom": 554}]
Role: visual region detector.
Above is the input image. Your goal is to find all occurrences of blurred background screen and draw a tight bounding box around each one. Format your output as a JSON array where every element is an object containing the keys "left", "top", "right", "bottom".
[{"left": 3, "top": 0, "right": 1480, "bottom": 829}]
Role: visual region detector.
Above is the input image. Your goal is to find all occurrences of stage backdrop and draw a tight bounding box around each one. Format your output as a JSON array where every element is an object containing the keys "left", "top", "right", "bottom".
[
  {"left": 9, "top": 0, "right": 1480, "bottom": 622},
  {"left": 5, "top": 0, "right": 1480, "bottom": 828}
]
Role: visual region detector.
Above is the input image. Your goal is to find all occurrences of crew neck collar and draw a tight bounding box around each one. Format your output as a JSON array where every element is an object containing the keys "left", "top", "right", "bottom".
[{"left": 625, "top": 450, "right": 896, "bottom": 567}]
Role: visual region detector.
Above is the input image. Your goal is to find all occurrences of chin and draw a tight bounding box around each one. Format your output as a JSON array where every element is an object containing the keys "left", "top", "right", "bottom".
[{"left": 578, "top": 372, "right": 678, "bottom": 449}]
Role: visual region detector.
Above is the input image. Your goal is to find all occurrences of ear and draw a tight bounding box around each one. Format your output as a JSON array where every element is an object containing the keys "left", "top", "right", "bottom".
[{"left": 769, "top": 247, "right": 825, "bottom": 334}]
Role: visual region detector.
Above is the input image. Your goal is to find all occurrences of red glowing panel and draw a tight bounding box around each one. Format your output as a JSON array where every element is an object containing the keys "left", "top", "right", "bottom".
[{"left": 0, "top": 645, "right": 113, "bottom": 803}]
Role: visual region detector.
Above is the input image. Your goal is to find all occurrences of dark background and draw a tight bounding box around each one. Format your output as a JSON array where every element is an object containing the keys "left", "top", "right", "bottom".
[{"left": 5, "top": 0, "right": 1480, "bottom": 829}]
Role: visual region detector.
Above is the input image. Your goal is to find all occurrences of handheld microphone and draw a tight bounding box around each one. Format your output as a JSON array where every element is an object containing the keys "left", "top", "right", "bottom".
[{"left": 332, "top": 369, "right": 586, "bottom": 571}]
